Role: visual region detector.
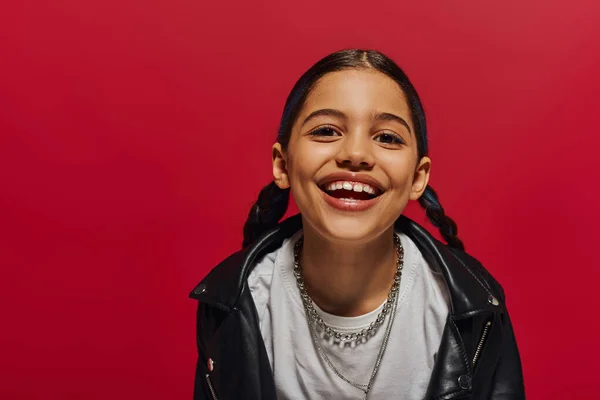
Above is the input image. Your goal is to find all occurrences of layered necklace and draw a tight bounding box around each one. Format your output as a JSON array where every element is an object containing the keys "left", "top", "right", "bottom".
[{"left": 293, "top": 234, "right": 404, "bottom": 399}]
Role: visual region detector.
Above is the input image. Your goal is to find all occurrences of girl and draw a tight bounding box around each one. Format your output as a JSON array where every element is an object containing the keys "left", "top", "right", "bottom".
[{"left": 190, "top": 49, "right": 524, "bottom": 400}]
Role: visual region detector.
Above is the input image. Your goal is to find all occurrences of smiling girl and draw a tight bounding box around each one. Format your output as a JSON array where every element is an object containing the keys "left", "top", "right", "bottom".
[{"left": 190, "top": 49, "right": 525, "bottom": 400}]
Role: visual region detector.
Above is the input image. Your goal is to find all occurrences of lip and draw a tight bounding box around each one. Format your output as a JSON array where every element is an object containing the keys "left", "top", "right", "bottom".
[{"left": 316, "top": 172, "right": 385, "bottom": 212}]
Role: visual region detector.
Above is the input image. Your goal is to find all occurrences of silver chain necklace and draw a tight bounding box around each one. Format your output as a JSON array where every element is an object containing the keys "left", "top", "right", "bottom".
[{"left": 293, "top": 235, "right": 404, "bottom": 399}]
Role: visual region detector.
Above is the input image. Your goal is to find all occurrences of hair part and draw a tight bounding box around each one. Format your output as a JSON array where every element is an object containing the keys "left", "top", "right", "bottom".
[{"left": 242, "top": 49, "right": 464, "bottom": 250}]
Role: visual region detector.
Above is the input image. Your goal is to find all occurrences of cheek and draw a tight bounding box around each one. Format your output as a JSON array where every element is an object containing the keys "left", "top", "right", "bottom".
[
  {"left": 379, "top": 153, "right": 417, "bottom": 187},
  {"left": 287, "top": 142, "right": 331, "bottom": 180},
  {"left": 286, "top": 154, "right": 315, "bottom": 186}
]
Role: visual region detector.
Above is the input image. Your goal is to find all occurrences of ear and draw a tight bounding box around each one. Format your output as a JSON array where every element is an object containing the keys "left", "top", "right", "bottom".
[
  {"left": 272, "top": 143, "right": 290, "bottom": 189},
  {"left": 409, "top": 156, "right": 431, "bottom": 200}
]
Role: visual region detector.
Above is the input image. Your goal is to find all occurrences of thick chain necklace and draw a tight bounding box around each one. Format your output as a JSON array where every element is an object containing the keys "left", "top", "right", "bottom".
[{"left": 293, "top": 234, "right": 404, "bottom": 398}]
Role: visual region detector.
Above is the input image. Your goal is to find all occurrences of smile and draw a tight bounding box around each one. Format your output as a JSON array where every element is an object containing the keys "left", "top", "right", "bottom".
[
  {"left": 321, "top": 181, "right": 381, "bottom": 200},
  {"left": 317, "top": 178, "right": 384, "bottom": 212}
]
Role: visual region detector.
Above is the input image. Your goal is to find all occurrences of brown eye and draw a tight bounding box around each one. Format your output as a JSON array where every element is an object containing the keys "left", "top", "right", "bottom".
[
  {"left": 310, "top": 126, "right": 340, "bottom": 137},
  {"left": 375, "top": 132, "right": 404, "bottom": 145}
]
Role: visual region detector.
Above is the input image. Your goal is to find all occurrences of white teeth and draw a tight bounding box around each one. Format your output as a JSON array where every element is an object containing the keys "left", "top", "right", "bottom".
[{"left": 323, "top": 181, "right": 379, "bottom": 195}]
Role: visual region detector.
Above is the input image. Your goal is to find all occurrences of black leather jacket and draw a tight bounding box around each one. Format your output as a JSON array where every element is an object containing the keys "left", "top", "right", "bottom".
[{"left": 190, "top": 215, "right": 525, "bottom": 399}]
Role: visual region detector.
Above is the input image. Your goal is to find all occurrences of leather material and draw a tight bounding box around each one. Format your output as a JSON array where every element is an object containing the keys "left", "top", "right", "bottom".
[{"left": 190, "top": 215, "right": 525, "bottom": 399}]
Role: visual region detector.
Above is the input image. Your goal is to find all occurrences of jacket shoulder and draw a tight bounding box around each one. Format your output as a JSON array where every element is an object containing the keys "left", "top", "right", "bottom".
[
  {"left": 189, "top": 249, "right": 248, "bottom": 308},
  {"left": 189, "top": 214, "right": 304, "bottom": 307},
  {"left": 447, "top": 246, "right": 506, "bottom": 300}
]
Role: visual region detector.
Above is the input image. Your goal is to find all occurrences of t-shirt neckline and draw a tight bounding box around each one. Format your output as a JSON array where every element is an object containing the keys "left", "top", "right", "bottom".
[{"left": 277, "top": 230, "right": 417, "bottom": 332}]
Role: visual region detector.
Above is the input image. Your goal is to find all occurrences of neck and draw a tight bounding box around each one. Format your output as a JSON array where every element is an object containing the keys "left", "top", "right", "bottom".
[{"left": 299, "top": 222, "right": 397, "bottom": 317}]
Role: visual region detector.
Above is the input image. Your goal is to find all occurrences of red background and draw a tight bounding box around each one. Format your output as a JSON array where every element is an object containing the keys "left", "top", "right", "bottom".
[{"left": 1, "top": 0, "right": 599, "bottom": 399}]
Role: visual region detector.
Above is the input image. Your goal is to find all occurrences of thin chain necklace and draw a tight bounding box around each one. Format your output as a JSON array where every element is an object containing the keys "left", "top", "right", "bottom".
[{"left": 293, "top": 235, "right": 404, "bottom": 399}]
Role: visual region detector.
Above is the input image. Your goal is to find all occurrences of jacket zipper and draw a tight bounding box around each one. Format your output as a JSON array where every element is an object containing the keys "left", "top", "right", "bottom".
[
  {"left": 472, "top": 321, "right": 492, "bottom": 368},
  {"left": 205, "top": 373, "right": 218, "bottom": 400}
]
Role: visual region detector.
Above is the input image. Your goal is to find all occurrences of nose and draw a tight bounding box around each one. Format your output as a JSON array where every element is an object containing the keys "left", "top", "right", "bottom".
[{"left": 335, "top": 133, "right": 374, "bottom": 169}]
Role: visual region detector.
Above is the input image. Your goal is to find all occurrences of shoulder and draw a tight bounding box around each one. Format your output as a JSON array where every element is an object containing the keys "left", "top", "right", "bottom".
[
  {"left": 399, "top": 231, "right": 503, "bottom": 301},
  {"left": 396, "top": 216, "right": 507, "bottom": 310},
  {"left": 189, "top": 249, "right": 249, "bottom": 308},
  {"left": 189, "top": 215, "right": 305, "bottom": 307},
  {"left": 448, "top": 246, "right": 506, "bottom": 300}
]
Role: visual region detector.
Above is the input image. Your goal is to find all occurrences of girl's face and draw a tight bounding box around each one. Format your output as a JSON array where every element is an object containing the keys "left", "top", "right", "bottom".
[{"left": 273, "top": 69, "right": 431, "bottom": 243}]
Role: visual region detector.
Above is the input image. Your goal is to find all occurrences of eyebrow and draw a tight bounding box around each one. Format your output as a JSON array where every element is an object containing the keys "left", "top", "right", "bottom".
[
  {"left": 372, "top": 112, "right": 412, "bottom": 134},
  {"left": 301, "top": 108, "right": 412, "bottom": 134},
  {"left": 301, "top": 109, "right": 346, "bottom": 127}
]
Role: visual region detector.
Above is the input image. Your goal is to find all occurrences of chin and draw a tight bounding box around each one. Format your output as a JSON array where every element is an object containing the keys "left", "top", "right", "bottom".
[{"left": 307, "top": 212, "right": 392, "bottom": 244}]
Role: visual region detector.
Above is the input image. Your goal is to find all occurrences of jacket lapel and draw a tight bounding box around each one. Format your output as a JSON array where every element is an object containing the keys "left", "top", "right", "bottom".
[{"left": 396, "top": 218, "right": 506, "bottom": 399}]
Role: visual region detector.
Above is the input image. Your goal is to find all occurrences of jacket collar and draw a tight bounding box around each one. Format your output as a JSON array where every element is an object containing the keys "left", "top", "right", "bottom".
[{"left": 190, "top": 214, "right": 502, "bottom": 317}]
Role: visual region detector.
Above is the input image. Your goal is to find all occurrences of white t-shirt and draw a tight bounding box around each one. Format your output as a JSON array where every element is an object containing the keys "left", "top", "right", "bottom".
[{"left": 248, "top": 231, "right": 450, "bottom": 400}]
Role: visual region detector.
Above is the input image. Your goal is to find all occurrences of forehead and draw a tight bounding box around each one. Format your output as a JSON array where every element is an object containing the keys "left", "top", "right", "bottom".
[{"left": 302, "top": 69, "right": 410, "bottom": 118}]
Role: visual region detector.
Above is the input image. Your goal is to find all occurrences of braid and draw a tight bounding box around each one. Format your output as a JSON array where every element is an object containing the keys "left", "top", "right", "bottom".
[
  {"left": 242, "top": 182, "right": 290, "bottom": 248},
  {"left": 418, "top": 185, "right": 464, "bottom": 251}
]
